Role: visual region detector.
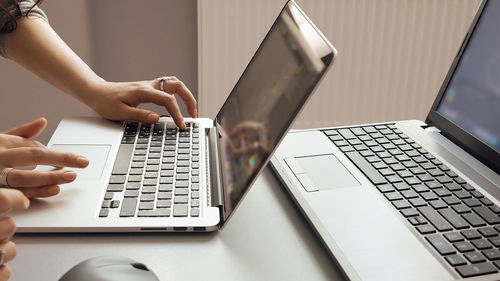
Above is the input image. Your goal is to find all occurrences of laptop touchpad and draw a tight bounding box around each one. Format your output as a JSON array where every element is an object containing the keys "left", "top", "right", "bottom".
[
  {"left": 37, "top": 144, "right": 111, "bottom": 181},
  {"left": 295, "top": 154, "right": 360, "bottom": 191}
]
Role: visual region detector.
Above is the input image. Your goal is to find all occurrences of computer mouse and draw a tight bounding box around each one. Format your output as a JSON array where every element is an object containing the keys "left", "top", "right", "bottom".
[{"left": 59, "top": 256, "right": 160, "bottom": 281}]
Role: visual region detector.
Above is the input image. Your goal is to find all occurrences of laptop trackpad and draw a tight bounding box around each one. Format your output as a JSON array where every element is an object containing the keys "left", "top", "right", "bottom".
[
  {"left": 37, "top": 144, "right": 111, "bottom": 181},
  {"left": 296, "top": 154, "right": 360, "bottom": 191}
]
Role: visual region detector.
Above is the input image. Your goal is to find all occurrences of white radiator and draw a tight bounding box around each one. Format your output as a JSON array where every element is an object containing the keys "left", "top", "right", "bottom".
[{"left": 198, "top": 0, "right": 480, "bottom": 128}]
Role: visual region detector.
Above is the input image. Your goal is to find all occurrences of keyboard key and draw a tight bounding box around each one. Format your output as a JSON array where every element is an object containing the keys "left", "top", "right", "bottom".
[
  {"left": 471, "top": 239, "right": 492, "bottom": 250},
  {"left": 111, "top": 200, "right": 120, "bottom": 208},
  {"left": 140, "top": 194, "right": 155, "bottom": 202},
  {"left": 126, "top": 182, "right": 141, "bottom": 190},
  {"left": 174, "top": 196, "right": 189, "bottom": 204},
  {"left": 102, "top": 200, "right": 111, "bottom": 208},
  {"left": 464, "top": 198, "right": 481, "bottom": 207},
  {"left": 159, "top": 208, "right": 171, "bottom": 217},
  {"left": 157, "top": 192, "right": 172, "bottom": 200},
  {"left": 456, "top": 262, "right": 497, "bottom": 277},
  {"left": 454, "top": 241, "right": 475, "bottom": 252},
  {"left": 124, "top": 190, "right": 139, "bottom": 198},
  {"left": 463, "top": 213, "right": 487, "bottom": 227},
  {"left": 443, "top": 196, "right": 460, "bottom": 205},
  {"left": 177, "top": 167, "right": 189, "bottom": 174},
  {"left": 429, "top": 200, "right": 447, "bottom": 209},
  {"left": 478, "top": 227, "right": 497, "bottom": 237},
  {"left": 173, "top": 205, "right": 188, "bottom": 217},
  {"left": 191, "top": 208, "right": 200, "bottom": 217},
  {"left": 444, "top": 232, "right": 464, "bottom": 243},
  {"left": 488, "top": 236, "right": 500, "bottom": 247},
  {"left": 128, "top": 175, "right": 142, "bottom": 182},
  {"left": 99, "top": 208, "right": 109, "bottom": 217},
  {"left": 158, "top": 184, "right": 173, "bottom": 192},
  {"left": 401, "top": 208, "right": 419, "bottom": 217},
  {"left": 104, "top": 192, "right": 113, "bottom": 200},
  {"left": 416, "top": 224, "right": 436, "bottom": 234},
  {"left": 473, "top": 206, "right": 500, "bottom": 225},
  {"left": 143, "top": 179, "right": 158, "bottom": 186},
  {"left": 176, "top": 181, "right": 189, "bottom": 188},
  {"left": 111, "top": 144, "right": 134, "bottom": 175},
  {"left": 461, "top": 229, "right": 481, "bottom": 240},
  {"left": 191, "top": 200, "right": 200, "bottom": 208},
  {"left": 345, "top": 151, "right": 387, "bottom": 185},
  {"left": 129, "top": 168, "right": 143, "bottom": 175},
  {"left": 107, "top": 184, "right": 124, "bottom": 192},
  {"left": 480, "top": 197, "right": 494, "bottom": 206},
  {"left": 139, "top": 202, "right": 154, "bottom": 210},
  {"left": 452, "top": 204, "right": 471, "bottom": 214},
  {"left": 160, "top": 177, "right": 173, "bottom": 184},
  {"left": 464, "top": 252, "right": 486, "bottom": 263},
  {"left": 392, "top": 200, "right": 411, "bottom": 209},
  {"left": 421, "top": 192, "right": 438, "bottom": 201},
  {"left": 144, "top": 172, "right": 158, "bottom": 178},
  {"left": 146, "top": 165, "right": 159, "bottom": 172},
  {"left": 119, "top": 198, "right": 138, "bottom": 217},
  {"left": 131, "top": 162, "right": 145, "bottom": 168},
  {"left": 445, "top": 255, "right": 467, "bottom": 266},
  {"left": 394, "top": 183, "right": 410, "bottom": 191},
  {"left": 175, "top": 189, "right": 189, "bottom": 196},
  {"left": 156, "top": 200, "right": 171, "bottom": 208},
  {"left": 418, "top": 206, "right": 452, "bottom": 232},
  {"left": 439, "top": 208, "right": 469, "bottom": 229},
  {"left": 409, "top": 198, "right": 427, "bottom": 207},
  {"left": 426, "top": 234, "right": 456, "bottom": 255},
  {"left": 109, "top": 175, "right": 126, "bottom": 184},
  {"left": 483, "top": 249, "right": 500, "bottom": 261}
]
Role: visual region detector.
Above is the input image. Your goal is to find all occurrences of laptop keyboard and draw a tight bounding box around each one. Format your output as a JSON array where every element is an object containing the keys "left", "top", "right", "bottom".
[
  {"left": 99, "top": 121, "right": 201, "bottom": 218},
  {"left": 323, "top": 123, "right": 500, "bottom": 278}
]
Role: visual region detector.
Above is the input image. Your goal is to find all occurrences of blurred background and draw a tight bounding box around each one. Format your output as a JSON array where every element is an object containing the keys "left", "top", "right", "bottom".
[{"left": 0, "top": 0, "right": 480, "bottom": 144}]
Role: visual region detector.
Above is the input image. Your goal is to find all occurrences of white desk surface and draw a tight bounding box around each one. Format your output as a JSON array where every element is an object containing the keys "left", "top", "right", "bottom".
[{"left": 11, "top": 168, "right": 345, "bottom": 281}]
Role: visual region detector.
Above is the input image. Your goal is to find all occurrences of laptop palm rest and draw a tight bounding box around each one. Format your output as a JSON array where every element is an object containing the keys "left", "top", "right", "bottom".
[
  {"left": 286, "top": 154, "right": 360, "bottom": 192},
  {"left": 37, "top": 144, "right": 111, "bottom": 181}
]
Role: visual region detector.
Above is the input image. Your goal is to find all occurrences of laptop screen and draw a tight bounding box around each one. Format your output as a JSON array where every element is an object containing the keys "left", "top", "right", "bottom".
[
  {"left": 215, "top": 1, "right": 335, "bottom": 224},
  {"left": 436, "top": 0, "right": 500, "bottom": 153}
]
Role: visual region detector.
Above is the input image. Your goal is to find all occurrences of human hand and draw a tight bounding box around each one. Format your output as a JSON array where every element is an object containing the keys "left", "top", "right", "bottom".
[
  {"left": 0, "top": 188, "right": 30, "bottom": 281},
  {"left": 85, "top": 77, "right": 197, "bottom": 130},
  {"left": 0, "top": 118, "right": 89, "bottom": 198},
  {"left": 228, "top": 121, "right": 271, "bottom": 157},
  {"left": 0, "top": 118, "right": 47, "bottom": 150}
]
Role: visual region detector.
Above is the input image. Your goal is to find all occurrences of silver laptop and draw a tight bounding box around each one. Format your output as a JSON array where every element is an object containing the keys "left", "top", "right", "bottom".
[
  {"left": 12, "top": 0, "right": 336, "bottom": 233},
  {"left": 270, "top": 1, "right": 500, "bottom": 280},
  {"left": 271, "top": 0, "right": 500, "bottom": 280}
]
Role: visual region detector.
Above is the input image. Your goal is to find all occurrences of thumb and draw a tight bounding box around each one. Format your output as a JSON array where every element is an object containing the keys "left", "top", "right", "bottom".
[
  {"left": 0, "top": 188, "right": 29, "bottom": 215},
  {"left": 2, "top": 118, "right": 47, "bottom": 139}
]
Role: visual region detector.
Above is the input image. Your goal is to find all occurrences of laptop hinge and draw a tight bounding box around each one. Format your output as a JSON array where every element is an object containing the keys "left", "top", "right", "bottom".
[{"left": 206, "top": 127, "right": 224, "bottom": 215}]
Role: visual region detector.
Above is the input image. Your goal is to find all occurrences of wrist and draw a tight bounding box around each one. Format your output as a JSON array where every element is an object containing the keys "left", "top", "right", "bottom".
[{"left": 75, "top": 77, "right": 109, "bottom": 109}]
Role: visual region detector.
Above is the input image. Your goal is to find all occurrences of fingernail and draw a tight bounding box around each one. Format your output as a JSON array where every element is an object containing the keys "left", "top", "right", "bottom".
[
  {"left": 63, "top": 171, "right": 77, "bottom": 181},
  {"left": 48, "top": 186, "right": 60, "bottom": 195},
  {"left": 147, "top": 113, "right": 160, "bottom": 123},
  {"left": 24, "top": 196, "right": 30, "bottom": 208},
  {"left": 77, "top": 156, "right": 89, "bottom": 166}
]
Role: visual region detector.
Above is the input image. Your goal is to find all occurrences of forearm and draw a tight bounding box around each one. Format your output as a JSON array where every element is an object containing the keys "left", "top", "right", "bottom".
[{"left": 3, "top": 16, "right": 104, "bottom": 106}]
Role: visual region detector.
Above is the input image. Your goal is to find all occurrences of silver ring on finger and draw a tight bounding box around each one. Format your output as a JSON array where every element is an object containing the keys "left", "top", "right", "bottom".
[
  {"left": 155, "top": 76, "right": 175, "bottom": 92},
  {"left": 0, "top": 168, "right": 12, "bottom": 188},
  {"left": 0, "top": 249, "right": 5, "bottom": 266}
]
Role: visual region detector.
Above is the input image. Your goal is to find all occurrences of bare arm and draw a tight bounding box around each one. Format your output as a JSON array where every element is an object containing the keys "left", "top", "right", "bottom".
[{"left": 3, "top": 16, "right": 196, "bottom": 129}]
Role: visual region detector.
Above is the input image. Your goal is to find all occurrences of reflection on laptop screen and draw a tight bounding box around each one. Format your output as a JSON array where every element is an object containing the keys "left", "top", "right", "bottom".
[
  {"left": 437, "top": 0, "right": 500, "bottom": 152},
  {"left": 215, "top": 4, "right": 330, "bottom": 216}
]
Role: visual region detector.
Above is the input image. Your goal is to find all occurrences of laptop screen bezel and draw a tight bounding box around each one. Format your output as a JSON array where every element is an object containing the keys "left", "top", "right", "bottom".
[
  {"left": 425, "top": 0, "right": 500, "bottom": 174},
  {"left": 213, "top": 0, "right": 336, "bottom": 227}
]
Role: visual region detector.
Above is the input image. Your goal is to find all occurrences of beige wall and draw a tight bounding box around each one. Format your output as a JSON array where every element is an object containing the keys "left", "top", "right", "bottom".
[
  {"left": 198, "top": 0, "right": 481, "bottom": 128},
  {"left": 0, "top": 0, "right": 197, "bottom": 144}
]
